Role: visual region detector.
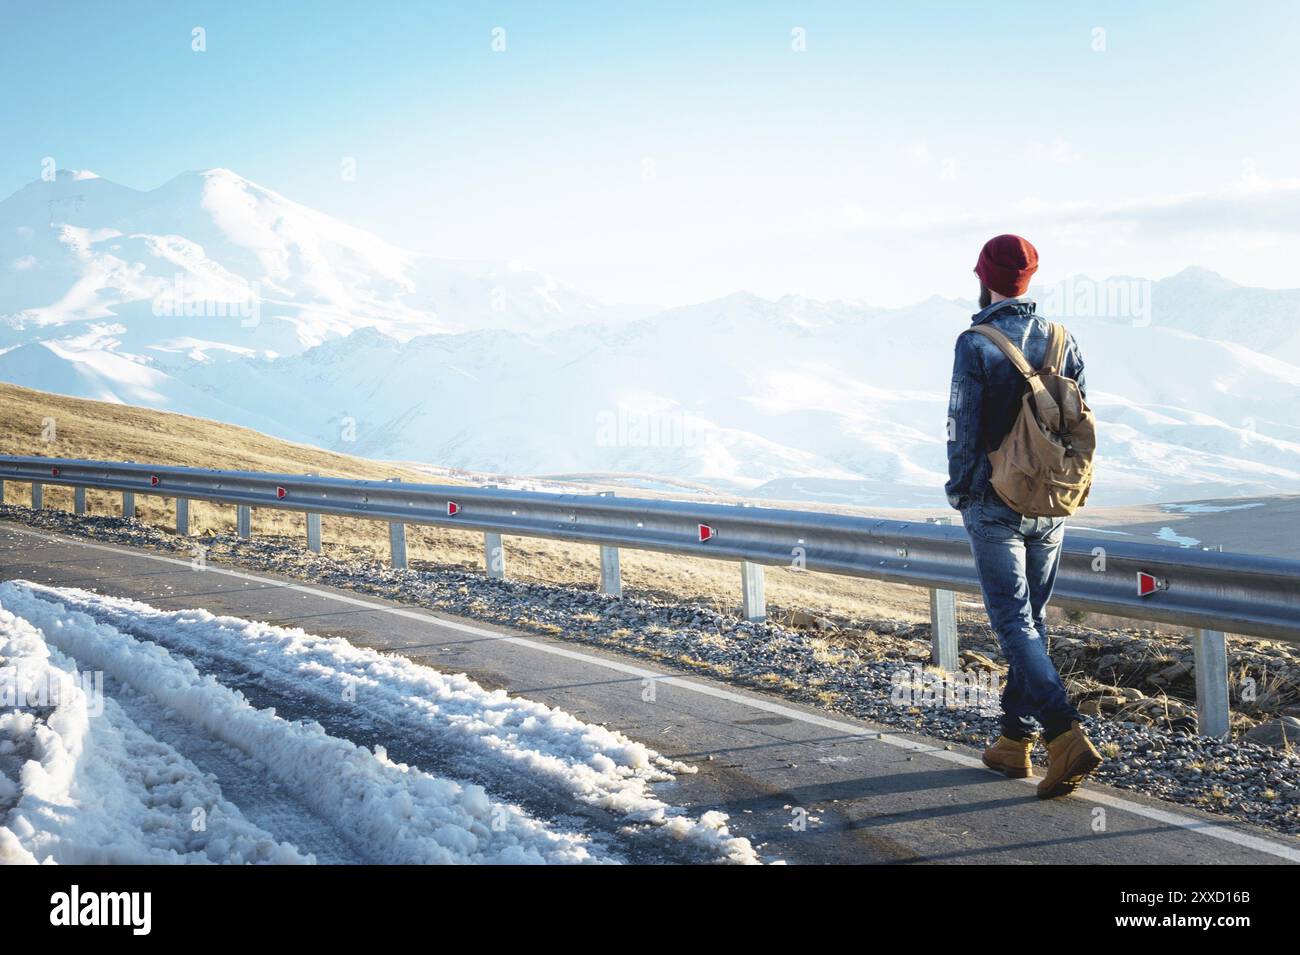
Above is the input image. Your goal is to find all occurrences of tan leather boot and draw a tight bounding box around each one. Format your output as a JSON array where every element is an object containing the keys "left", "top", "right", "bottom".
[
  {"left": 982, "top": 735, "right": 1034, "bottom": 778},
  {"left": 1036, "top": 721, "right": 1103, "bottom": 799}
]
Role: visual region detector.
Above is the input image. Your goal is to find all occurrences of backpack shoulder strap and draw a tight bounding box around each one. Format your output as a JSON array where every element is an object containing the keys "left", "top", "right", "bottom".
[
  {"left": 967, "top": 322, "right": 1064, "bottom": 431},
  {"left": 966, "top": 324, "right": 1036, "bottom": 380},
  {"left": 1043, "top": 322, "right": 1068, "bottom": 375}
]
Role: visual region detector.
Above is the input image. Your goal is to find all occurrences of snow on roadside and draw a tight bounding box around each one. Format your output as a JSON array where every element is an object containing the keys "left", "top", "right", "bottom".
[
  {"left": 0, "top": 588, "right": 615, "bottom": 864},
  {"left": 0, "top": 581, "right": 761, "bottom": 864},
  {"left": 0, "top": 604, "right": 312, "bottom": 864}
]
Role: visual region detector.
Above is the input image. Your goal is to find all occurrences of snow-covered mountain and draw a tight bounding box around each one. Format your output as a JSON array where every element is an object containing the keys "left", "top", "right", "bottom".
[
  {"left": 3, "top": 169, "right": 1299, "bottom": 507},
  {"left": 1032, "top": 266, "right": 1300, "bottom": 366},
  {"left": 0, "top": 167, "right": 613, "bottom": 360}
]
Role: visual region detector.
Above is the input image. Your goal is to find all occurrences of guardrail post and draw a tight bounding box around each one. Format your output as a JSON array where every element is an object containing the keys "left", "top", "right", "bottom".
[
  {"left": 389, "top": 522, "right": 407, "bottom": 569},
  {"left": 478, "top": 484, "right": 505, "bottom": 579},
  {"left": 929, "top": 587, "right": 959, "bottom": 672},
  {"left": 0, "top": 478, "right": 5, "bottom": 504},
  {"left": 596, "top": 491, "right": 622, "bottom": 597},
  {"left": 176, "top": 498, "right": 190, "bottom": 536},
  {"left": 740, "top": 561, "right": 766, "bottom": 623},
  {"left": 1193, "top": 628, "right": 1230, "bottom": 739},
  {"left": 303, "top": 472, "right": 322, "bottom": 552},
  {"left": 31, "top": 482, "right": 42, "bottom": 510},
  {"left": 926, "top": 517, "right": 959, "bottom": 671},
  {"left": 599, "top": 545, "right": 622, "bottom": 597},
  {"left": 236, "top": 504, "right": 251, "bottom": 538},
  {"left": 484, "top": 532, "right": 505, "bottom": 579},
  {"left": 122, "top": 491, "right": 135, "bottom": 519},
  {"left": 74, "top": 487, "right": 86, "bottom": 515},
  {"left": 387, "top": 478, "right": 407, "bottom": 569}
]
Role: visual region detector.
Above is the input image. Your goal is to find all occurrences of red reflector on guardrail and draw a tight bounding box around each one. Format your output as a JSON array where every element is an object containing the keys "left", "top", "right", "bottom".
[
  {"left": 447, "top": 501, "right": 460, "bottom": 516},
  {"left": 276, "top": 486, "right": 287, "bottom": 499},
  {"left": 149, "top": 475, "right": 160, "bottom": 487},
  {"left": 50, "top": 467, "right": 60, "bottom": 476},
  {"left": 1137, "top": 571, "right": 1165, "bottom": 596},
  {"left": 698, "top": 523, "right": 716, "bottom": 542}
]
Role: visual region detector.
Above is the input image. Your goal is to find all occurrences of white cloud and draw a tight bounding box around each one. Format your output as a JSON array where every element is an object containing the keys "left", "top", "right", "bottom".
[
  {"left": 1025, "top": 136, "right": 1077, "bottom": 164},
  {"left": 906, "top": 141, "right": 933, "bottom": 165},
  {"left": 816, "top": 176, "right": 1300, "bottom": 241},
  {"left": 733, "top": 174, "right": 1300, "bottom": 306}
]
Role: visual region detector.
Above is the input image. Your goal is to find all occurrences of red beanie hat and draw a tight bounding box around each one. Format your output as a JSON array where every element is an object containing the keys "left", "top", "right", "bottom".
[{"left": 974, "top": 234, "right": 1039, "bottom": 298}]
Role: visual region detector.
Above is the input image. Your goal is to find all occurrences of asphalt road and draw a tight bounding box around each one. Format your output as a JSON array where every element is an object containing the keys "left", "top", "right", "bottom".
[{"left": 2, "top": 520, "right": 1296, "bottom": 865}]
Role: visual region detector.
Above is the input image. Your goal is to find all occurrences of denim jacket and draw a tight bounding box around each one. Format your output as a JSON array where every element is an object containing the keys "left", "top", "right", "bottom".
[{"left": 944, "top": 297, "right": 1087, "bottom": 511}]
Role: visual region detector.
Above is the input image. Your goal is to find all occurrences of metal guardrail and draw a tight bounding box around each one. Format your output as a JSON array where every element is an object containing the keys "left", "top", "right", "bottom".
[{"left": 2, "top": 454, "right": 1297, "bottom": 738}]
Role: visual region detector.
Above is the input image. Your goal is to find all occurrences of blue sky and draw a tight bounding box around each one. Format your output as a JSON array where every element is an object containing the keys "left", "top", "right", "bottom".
[{"left": 3, "top": 1, "right": 1299, "bottom": 306}]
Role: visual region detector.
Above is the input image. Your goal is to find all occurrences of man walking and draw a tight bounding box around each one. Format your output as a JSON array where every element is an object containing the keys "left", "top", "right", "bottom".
[{"left": 945, "top": 234, "right": 1103, "bottom": 798}]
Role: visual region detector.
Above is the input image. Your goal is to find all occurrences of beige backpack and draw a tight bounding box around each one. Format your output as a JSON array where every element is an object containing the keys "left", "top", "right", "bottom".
[{"left": 967, "top": 322, "right": 1096, "bottom": 517}]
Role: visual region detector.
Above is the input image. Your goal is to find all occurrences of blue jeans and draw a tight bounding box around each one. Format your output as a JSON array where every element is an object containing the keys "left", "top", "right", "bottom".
[{"left": 961, "top": 490, "right": 1082, "bottom": 742}]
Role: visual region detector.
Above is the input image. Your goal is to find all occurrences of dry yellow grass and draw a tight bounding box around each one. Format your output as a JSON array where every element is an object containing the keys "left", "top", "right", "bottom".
[{"left": 0, "top": 381, "right": 935, "bottom": 621}]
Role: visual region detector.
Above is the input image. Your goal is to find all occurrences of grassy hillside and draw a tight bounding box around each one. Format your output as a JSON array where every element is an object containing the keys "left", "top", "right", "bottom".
[{"left": 0, "top": 381, "right": 935, "bottom": 622}]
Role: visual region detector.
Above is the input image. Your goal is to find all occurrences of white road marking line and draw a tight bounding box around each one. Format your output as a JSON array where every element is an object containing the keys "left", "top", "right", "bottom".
[{"left": 4, "top": 523, "right": 1299, "bottom": 863}]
